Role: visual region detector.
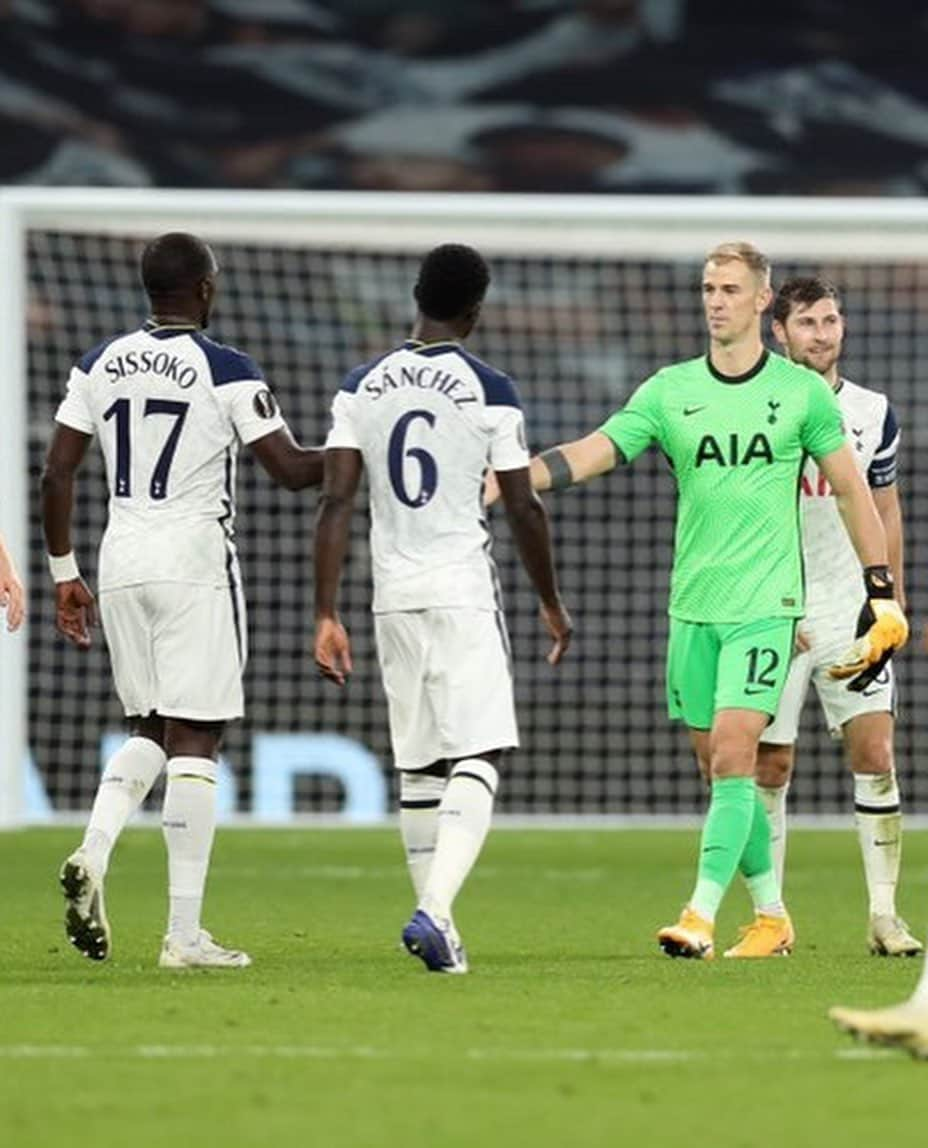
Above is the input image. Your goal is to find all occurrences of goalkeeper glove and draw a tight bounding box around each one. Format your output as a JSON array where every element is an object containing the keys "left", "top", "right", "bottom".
[{"left": 828, "top": 565, "right": 908, "bottom": 692}]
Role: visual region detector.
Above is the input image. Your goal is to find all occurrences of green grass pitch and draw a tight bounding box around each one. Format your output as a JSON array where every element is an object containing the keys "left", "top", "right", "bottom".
[{"left": 2, "top": 827, "right": 927, "bottom": 1147}]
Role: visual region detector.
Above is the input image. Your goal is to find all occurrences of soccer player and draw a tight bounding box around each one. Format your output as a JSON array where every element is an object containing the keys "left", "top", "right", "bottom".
[
  {"left": 313, "top": 243, "right": 572, "bottom": 974},
  {"left": 0, "top": 531, "right": 25, "bottom": 631},
  {"left": 43, "top": 232, "right": 323, "bottom": 968},
  {"left": 757, "top": 276, "right": 920, "bottom": 957},
  {"left": 499, "top": 241, "right": 907, "bottom": 960},
  {"left": 830, "top": 630, "right": 928, "bottom": 1059}
]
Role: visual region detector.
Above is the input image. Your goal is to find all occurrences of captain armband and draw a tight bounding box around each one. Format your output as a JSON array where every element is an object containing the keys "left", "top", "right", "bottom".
[{"left": 539, "top": 447, "right": 574, "bottom": 492}]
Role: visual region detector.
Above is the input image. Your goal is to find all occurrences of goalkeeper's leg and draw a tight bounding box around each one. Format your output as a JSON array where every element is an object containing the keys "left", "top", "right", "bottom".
[
  {"left": 689, "top": 709, "right": 772, "bottom": 920},
  {"left": 661, "top": 619, "right": 794, "bottom": 959},
  {"left": 659, "top": 710, "right": 769, "bottom": 959},
  {"left": 724, "top": 788, "right": 794, "bottom": 958},
  {"left": 686, "top": 732, "right": 793, "bottom": 959}
]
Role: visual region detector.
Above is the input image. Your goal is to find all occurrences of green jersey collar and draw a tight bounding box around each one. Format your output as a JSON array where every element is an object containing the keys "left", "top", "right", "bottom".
[{"left": 706, "top": 349, "right": 769, "bottom": 385}]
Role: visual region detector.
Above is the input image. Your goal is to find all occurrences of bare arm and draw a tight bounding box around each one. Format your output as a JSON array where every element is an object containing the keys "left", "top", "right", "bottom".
[
  {"left": 313, "top": 448, "right": 363, "bottom": 685},
  {"left": 41, "top": 424, "right": 92, "bottom": 557},
  {"left": 487, "top": 431, "right": 621, "bottom": 505},
  {"left": 41, "top": 424, "right": 97, "bottom": 648},
  {"left": 0, "top": 532, "right": 25, "bottom": 632},
  {"left": 818, "top": 444, "right": 889, "bottom": 571},
  {"left": 532, "top": 431, "right": 622, "bottom": 491},
  {"left": 496, "top": 468, "right": 572, "bottom": 665},
  {"left": 872, "top": 484, "right": 905, "bottom": 610},
  {"left": 249, "top": 427, "right": 323, "bottom": 491}
]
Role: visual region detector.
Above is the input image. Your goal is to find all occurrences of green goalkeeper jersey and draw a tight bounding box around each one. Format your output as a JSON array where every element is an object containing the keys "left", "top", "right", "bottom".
[{"left": 599, "top": 350, "right": 845, "bottom": 623}]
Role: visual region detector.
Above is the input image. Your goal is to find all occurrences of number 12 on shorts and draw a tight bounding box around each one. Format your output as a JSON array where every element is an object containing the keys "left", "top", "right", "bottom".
[{"left": 745, "top": 646, "right": 780, "bottom": 693}]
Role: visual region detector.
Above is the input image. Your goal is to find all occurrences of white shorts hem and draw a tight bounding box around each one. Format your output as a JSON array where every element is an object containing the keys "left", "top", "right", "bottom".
[{"left": 395, "top": 741, "right": 518, "bottom": 771}]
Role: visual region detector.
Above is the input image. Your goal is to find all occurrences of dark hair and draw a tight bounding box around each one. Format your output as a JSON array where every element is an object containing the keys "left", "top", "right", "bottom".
[
  {"left": 414, "top": 244, "right": 490, "bottom": 321},
  {"left": 773, "top": 276, "right": 842, "bottom": 324},
  {"left": 141, "top": 232, "right": 216, "bottom": 298}
]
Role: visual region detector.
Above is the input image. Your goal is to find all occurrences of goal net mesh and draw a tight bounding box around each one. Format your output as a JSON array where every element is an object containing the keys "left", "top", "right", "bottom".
[{"left": 25, "top": 226, "right": 928, "bottom": 815}]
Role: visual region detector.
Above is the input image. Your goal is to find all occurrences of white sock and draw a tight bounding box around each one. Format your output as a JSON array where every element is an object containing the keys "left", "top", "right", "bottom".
[
  {"left": 399, "top": 771, "right": 446, "bottom": 900},
  {"left": 420, "top": 759, "right": 498, "bottom": 923},
  {"left": 80, "top": 736, "right": 166, "bottom": 875},
  {"left": 854, "top": 771, "right": 902, "bottom": 918},
  {"left": 758, "top": 783, "right": 789, "bottom": 894},
  {"left": 161, "top": 756, "right": 218, "bottom": 945}
]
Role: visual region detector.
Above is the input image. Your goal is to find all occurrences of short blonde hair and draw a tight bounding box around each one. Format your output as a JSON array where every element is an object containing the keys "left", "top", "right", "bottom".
[{"left": 705, "top": 241, "right": 771, "bottom": 285}]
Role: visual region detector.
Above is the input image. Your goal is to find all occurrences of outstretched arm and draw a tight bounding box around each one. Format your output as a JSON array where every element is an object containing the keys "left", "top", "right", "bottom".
[
  {"left": 488, "top": 431, "right": 621, "bottom": 505},
  {"left": 313, "top": 447, "right": 363, "bottom": 685},
  {"left": 249, "top": 427, "right": 324, "bottom": 491},
  {"left": 532, "top": 431, "right": 622, "bottom": 492},
  {"left": 41, "top": 424, "right": 97, "bottom": 649},
  {"left": 496, "top": 468, "right": 571, "bottom": 665}
]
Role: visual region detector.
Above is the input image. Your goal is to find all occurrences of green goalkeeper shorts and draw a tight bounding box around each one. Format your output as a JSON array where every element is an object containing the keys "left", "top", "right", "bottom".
[{"left": 666, "top": 616, "right": 797, "bottom": 730}]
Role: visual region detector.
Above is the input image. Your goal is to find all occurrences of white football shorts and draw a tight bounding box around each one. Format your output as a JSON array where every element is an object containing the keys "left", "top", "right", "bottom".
[
  {"left": 374, "top": 607, "right": 519, "bottom": 770},
  {"left": 763, "top": 623, "right": 895, "bottom": 745},
  {"left": 100, "top": 581, "right": 247, "bottom": 721}
]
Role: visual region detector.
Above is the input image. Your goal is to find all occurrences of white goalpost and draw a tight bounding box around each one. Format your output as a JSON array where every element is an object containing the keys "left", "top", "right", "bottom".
[{"left": 4, "top": 187, "right": 928, "bottom": 827}]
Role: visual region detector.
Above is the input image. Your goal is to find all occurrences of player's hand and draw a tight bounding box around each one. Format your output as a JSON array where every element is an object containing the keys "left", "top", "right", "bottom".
[
  {"left": 314, "top": 615, "right": 353, "bottom": 686},
  {"left": 55, "top": 578, "right": 96, "bottom": 649},
  {"left": 828, "top": 567, "right": 908, "bottom": 691},
  {"left": 794, "top": 627, "right": 811, "bottom": 655},
  {"left": 540, "top": 599, "right": 572, "bottom": 666},
  {"left": 0, "top": 555, "right": 25, "bottom": 632},
  {"left": 483, "top": 470, "right": 501, "bottom": 508}
]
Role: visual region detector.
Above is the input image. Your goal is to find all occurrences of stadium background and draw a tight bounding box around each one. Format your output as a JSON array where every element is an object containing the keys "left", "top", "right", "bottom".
[
  {"left": 8, "top": 0, "right": 928, "bottom": 817},
  {"left": 24, "top": 234, "right": 928, "bottom": 816}
]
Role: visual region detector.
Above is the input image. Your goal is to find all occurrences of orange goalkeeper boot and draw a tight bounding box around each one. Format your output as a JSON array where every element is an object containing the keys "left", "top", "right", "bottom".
[
  {"left": 657, "top": 907, "right": 715, "bottom": 960},
  {"left": 723, "top": 912, "right": 794, "bottom": 958}
]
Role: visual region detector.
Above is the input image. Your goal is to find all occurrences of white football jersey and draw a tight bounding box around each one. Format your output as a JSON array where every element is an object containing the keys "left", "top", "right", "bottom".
[
  {"left": 800, "top": 377, "right": 899, "bottom": 625},
  {"left": 55, "top": 321, "right": 285, "bottom": 591},
  {"left": 325, "top": 338, "right": 530, "bottom": 613}
]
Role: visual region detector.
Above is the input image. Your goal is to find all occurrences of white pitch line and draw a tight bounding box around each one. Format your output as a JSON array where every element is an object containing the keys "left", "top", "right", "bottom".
[
  {"left": 0, "top": 1044, "right": 904, "bottom": 1064},
  {"left": 214, "top": 866, "right": 607, "bottom": 882},
  {"left": 834, "top": 1047, "right": 900, "bottom": 1061}
]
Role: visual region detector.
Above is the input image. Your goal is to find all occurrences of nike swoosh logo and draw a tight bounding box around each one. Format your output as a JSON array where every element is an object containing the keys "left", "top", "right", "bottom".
[
  {"left": 744, "top": 687, "right": 769, "bottom": 695},
  {"left": 683, "top": 405, "right": 707, "bottom": 416}
]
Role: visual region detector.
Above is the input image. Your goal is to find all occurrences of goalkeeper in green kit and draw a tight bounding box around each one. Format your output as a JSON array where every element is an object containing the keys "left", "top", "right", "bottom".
[{"left": 492, "top": 242, "right": 908, "bottom": 959}]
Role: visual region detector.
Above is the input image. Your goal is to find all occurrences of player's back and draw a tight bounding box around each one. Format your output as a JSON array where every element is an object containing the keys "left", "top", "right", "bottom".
[
  {"left": 55, "top": 322, "right": 283, "bottom": 590},
  {"left": 327, "top": 339, "right": 527, "bottom": 612}
]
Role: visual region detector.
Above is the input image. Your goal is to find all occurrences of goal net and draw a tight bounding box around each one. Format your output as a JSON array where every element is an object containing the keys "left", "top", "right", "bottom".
[{"left": 4, "top": 190, "right": 928, "bottom": 823}]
